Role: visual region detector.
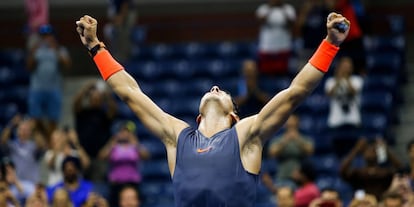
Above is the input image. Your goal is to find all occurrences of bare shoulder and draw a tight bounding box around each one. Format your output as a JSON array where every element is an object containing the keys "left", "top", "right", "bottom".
[{"left": 235, "top": 115, "right": 259, "bottom": 147}]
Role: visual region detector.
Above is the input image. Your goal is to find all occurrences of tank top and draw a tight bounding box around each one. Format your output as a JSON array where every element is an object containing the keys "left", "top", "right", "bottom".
[{"left": 173, "top": 127, "right": 258, "bottom": 207}]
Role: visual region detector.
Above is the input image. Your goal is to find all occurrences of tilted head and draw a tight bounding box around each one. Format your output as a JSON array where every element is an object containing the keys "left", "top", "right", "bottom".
[{"left": 198, "top": 86, "right": 239, "bottom": 126}]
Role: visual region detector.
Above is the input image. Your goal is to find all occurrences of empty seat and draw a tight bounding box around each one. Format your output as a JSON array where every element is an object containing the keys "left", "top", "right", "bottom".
[
  {"left": 366, "top": 52, "right": 402, "bottom": 74},
  {"left": 361, "top": 112, "right": 388, "bottom": 136},
  {"left": 362, "top": 75, "right": 398, "bottom": 93},
  {"left": 311, "top": 154, "right": 339, "bottom": 176},
  {"left": 361, "top": 92, "right": 393, "bottom": 113},
  {"left": 363, "top": 35, "right": 405, "bottom": 53},
  {"left": 150, "top": 43, "right": 174, "bottom": 60},
  {"left": 141, "top": 160, "right": 171, "bottom": 181},
  {"left": 141, "top": 139, "right": 166, "bottom": 159}
]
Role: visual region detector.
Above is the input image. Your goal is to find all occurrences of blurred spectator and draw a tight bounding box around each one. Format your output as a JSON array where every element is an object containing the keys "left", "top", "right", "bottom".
[
  {"left": 294, "top": 0, "right": 333, "bottom": 67},
  {"left": 291, "top": 160, "right": 320, "bottom": 207},
  {"left": 386, "top": 174, "right": 414, "bottom": 207},
  {"left": 335, "top": 0, "right": 366, "bottom": 75},
  {"left": 0, "top": 179, "right": 21, "bottom": 207},
  {"left": 256, "top": 0, "right": 296, "bottom": 75},
  {"left": 381, "top": 191, "right": 403, "bottom": 207},
  {"left": 73, "top": 80, "right": 116, "bottom": 181},
  {"left": 26, "top": 24, "right": 71, "bottom": 139},
  {"left": 25, "top": 184, "right": 48, "bottom": 207},
  {"left": 98, "top": 121, "right": 149, "bottom": 206},
  {"left": 40, "top": 128, "right": 90, "bottom": 186},
  {"left": 104, "top": 0, "right": 137, "bottom": 62},
  {"left": 24, "top": 0, "right": 49, "bottom": 49},
  {"left": 82, "top": 193, "right": 108, "bottom": 207},
  {"left": 309, "top": 188, "right": 343, "bottom": 207},
  {"left": 235, "top": 59, "right": 270, "bottom": 118},
  {"left": 51, "top": 188, "right": 72, "bottom": 207},
  {"left": 118, "top": 185, "right": 141, "bottom": 207},
  {"left": 1, "top": 115, "right": 45, "bottom": 184},
  {"left": 275, "top": 186, "right": 295, "bottom": 207},
  {"left": 348, "top": 191, "right": 377, "bottom": 207},
  {"left": 325, "top": 57, "right": 363, "bottom": 130},
  {"left": 340, "top": 138, "right": 402, "bottom": 199},
  {"left": 0, "top": 158, "right": 35, "bottom": 206},
  {"left": 47, "top": 156, "right": 93, "bottom": 207},
  {"left": 263, "top": 160, "right": 320, "bottom": 207},
  {"left": 267, "top": 115, "right": 314, "bottom": 183}
]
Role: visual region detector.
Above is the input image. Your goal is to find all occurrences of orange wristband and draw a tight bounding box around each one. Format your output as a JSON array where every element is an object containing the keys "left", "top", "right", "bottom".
[
  {"left": 308, "top": 39, "right": 339, "bottom": 73},
  {"left": 93, "top": 50, "right": 124, "bottom": 80}
]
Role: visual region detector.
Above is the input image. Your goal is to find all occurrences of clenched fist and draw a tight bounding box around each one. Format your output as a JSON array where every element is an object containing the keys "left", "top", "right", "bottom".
[{"left": 76, "top": 15, "right": 100, "bottom": 49}]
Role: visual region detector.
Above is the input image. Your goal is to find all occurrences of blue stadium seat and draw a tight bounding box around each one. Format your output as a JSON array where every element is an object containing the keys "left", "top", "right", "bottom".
[
  {"left": 162, "top": 59, "right": 195, "bottom": 80},
  {"left": 130, "top": 45, "right": 152, "bottom": 60},
  {"left": 0, "top": 49, "right": 25, "bottom": 67},
  {"left": 130, "top": 26, "right": 147, "bottom": 44},
  {"left": 363, "top": 35, "right": 405, "bottom": 53},
  {"left": 116, "top": 101, "right": 135, "bottom": 119},
  {"left": 141, "top": 160, "right": 171, "bottom": 181},
  {"left": 150, "top": 43, "right": 174, "bottom": 60},
  {"left": 361, "top": 92, "right": 393, "bottom": 113},
  {"left": 261, "top": 159, "right": 278, "bottom": 175},
  {"left": 170, "top": 98, "right": 200, "bottom": 117},
  {"left": 297, "top": 95, "right": 329, "bottom": 115},
  {"left": 362, "top": 75, "right": 398, "bottom": 93},
  {"left": 184, "top": 78, "right": 214, "bottom": 97},
  {"left": 125, "top": 61, "right": 163, "bottom": 80},
  {"left": 0, "top": 67, "right": 15, "bottom": 86},
  {"left": 140, "top": 139, "right": 166, "bottom": 159},
  {"left": 258, "top": 76, "right": 290, "bottom": 95},
  {"left": 174, "top": 42, "right": 209, "bottom": 59},
  {"left": 366, "top": 52, "right": 402, "bottom": 74},
  {"left": 0, "top": 103, "right": 19, "bottom": 124},
  {"left": 311, "top": 154, "right": 339, "bottom": 176},
  {"left": 361, "top": 112, "right": 388, "bottom": 136}
]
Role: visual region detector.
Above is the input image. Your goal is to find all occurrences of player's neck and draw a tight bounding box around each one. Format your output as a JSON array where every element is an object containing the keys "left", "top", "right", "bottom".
[{"left": 198, "top": 111, "right": 231, "bottom": 138}]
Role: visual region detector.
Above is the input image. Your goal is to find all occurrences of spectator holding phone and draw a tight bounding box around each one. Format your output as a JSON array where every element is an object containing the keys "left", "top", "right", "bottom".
[{"left": 98, "top": 121, "right": 149, "bottom": 206}]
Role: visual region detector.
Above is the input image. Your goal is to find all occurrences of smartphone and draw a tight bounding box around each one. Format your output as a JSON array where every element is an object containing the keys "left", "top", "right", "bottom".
[{"left": 319, "top": 201, "right": 336, "bottom": 207}]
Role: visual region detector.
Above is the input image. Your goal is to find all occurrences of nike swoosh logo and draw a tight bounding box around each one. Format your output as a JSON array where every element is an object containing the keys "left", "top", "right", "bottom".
[{"left": 197, "top": 146, "right": 212, "bottom": 153}]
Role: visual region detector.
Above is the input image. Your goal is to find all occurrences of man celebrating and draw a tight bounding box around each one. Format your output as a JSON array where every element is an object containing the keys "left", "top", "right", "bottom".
[{"left": 75, "top": 13, "right": 349, "bottom": 207}]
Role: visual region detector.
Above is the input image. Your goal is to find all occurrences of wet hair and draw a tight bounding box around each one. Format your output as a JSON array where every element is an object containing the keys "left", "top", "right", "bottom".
[{"left": 223, "top": 90, "right": 239, "bottom": 116}]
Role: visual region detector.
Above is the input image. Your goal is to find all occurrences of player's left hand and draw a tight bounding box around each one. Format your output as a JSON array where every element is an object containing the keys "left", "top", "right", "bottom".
[{"left": 325, "top": 12, "right": 350, "bottom": 47}]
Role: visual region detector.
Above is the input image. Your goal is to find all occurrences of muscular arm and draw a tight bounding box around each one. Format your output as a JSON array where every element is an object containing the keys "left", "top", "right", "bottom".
[
  {"left": 76, "top": 15, "right": 188, "bottom": 145},
  {"left": 237, "top": 12, "right": 349, "bottom": 145},
  {"left": 106, "top": 71, "right": 188, "bottom": 144}
]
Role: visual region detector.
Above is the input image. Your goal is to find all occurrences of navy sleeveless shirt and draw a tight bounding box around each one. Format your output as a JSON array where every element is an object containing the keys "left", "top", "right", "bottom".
[{"left": 173, "top": 127, "right": 258, "bottom": 207}]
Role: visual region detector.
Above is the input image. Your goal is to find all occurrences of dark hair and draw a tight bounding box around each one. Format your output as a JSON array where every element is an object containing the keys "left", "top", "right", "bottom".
[
  {"left": 299, "top": 159, "right": 317, "bottom": 182},
  {"left": 61, "top": 156, "right": 82, "bottom": 171},
  {"left": 223, "top": 90, "right": 239, "bottom": 116},
  {"left": 119, "top": 184, "right": 140, "bottom": 201},
  {"left": 0, "top": 157, "right": 15, "bottom": 178},
  {"left": 382, "top": 191, "right": 403, "bottom": 202}
]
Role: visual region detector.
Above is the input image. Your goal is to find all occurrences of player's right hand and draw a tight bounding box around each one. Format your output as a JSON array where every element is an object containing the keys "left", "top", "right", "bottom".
[{"left": 76, "top": 15, "right": 100, "bottom": 49}]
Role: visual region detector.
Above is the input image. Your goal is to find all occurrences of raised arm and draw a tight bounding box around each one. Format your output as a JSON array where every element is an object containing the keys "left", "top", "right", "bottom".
[
  {"left": 237, "top": 13, "right": 350, "bottom": 143},
  {"left": 75, "top": 15, "right": 188, "bottom": 145}
]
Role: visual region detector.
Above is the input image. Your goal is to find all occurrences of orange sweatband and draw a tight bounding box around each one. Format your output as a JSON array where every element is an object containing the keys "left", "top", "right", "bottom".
[
  {"left": 308, "top": 39, "right": 339, "bottom": 73},
  {"left": 93, "top": 50, "right": 124, "bottom": 80}
]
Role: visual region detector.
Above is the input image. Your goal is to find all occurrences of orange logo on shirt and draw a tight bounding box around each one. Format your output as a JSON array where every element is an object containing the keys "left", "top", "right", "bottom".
[{"left": 197, "top": 146, "right": 212, "bottom": 153}]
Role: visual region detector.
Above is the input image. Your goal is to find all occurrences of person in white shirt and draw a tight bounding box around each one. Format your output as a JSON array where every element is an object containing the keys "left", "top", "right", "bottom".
[
  {"left": 256, "top": 0, "right": 296, "bottom": 75},
  {"left": 325, "top": 56, "right": 363, "bottom": 128}
]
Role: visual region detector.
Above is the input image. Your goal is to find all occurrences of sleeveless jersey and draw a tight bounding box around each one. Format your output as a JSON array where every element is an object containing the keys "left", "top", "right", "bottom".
[{"left": 173, "top": 127, "right": 258, "bottom": 207}]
